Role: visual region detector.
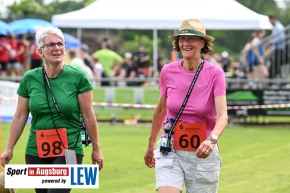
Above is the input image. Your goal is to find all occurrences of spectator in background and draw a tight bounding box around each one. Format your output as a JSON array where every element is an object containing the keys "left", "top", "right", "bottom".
[
  {"left": 213, "top": 53, "right": 223, "bottom": 68},
  {"left": 268, "top": 15, "right": 286, "bottom": 79},
  {"left": 68, "top": 50, "right": 95, "bottom": 86},
  {"left": 157, "top": 50, "right": 166, "bottom": 77},
  {"left": 252, "top": 30, "right": 268, "bottom": 82},
  {"left": 134, "top": 44, "right": 151, "bottom": 78},
  {"left": 111, "top": 60, "right": 126, "bottom": 86},
  {"left": 0, "top": 34, "right": 10, "bottom": 76},
  {"left": 80, "top": 44, "right": 94, "bottom": 71},
  {"left": 91, "top": 54, "right": 104, "bottom": 87},
  {"left": 242, "top": 33, "right": 256, "bottom": 89},
  {"left": 16, "top": 34, "right": 28, "bottom": 76},
  {"left": 7, "top": 34, "right": 22, "bottom": 76},
  {"left": 221, "top": 51, "right": 231, "bottom": 73},
  {"left": 93, "top": 37, "right": 123, "bottom": 77},
  {"left": 122, "top": 52, "right": 139, "bottom": 86},
  {"left": 203, "top": 52, "right": 218, "bottom": 66},
  {"left": 27, "top": 35, "right": 42, "bottom": 70}
]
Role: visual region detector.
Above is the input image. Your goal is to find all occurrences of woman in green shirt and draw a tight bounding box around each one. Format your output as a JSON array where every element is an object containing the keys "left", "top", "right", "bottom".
[{"left": 0, "top": 27, "right": 103, "bottom": 193}]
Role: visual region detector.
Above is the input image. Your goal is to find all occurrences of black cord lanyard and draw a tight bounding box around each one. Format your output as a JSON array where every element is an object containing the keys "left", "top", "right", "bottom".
[
  {"left": 42, "top": 67, "right": 81, "bottom": 149},
  {"left": 167, "top": 60, "right": 204, "bottom": 145}
]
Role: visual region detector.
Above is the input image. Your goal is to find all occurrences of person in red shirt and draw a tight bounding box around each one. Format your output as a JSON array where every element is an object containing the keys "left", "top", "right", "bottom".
[
  {"left": 27, "top": 35, "right": 43, "bottom": 69},
  {"left": 0, "top": 35, "right": 11, "bottom": 76},
  {"left": 7, "top": 34, "right": 23, "bottom": 76},
  {"left": 16, "top": 34, "right": 28, "bottom": 75}
]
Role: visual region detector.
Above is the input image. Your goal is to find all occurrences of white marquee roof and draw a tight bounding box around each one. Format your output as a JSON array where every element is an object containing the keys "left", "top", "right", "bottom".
[{"left": 52, "top": 0, "right": 272, "bottom": 30}]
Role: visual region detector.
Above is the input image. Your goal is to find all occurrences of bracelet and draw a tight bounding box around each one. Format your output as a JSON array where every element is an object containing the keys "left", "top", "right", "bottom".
[{"left": 207, "top": 134, "right": 218, "bottom": 144}]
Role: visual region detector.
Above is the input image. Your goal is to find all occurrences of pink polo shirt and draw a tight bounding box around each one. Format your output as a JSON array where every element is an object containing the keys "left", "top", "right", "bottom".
[{"left": 159, "top": 59, "right": 226, "bottom": 136}]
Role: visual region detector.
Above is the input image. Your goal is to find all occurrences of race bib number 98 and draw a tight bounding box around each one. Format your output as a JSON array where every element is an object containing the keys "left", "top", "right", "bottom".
[
  {"left": 36, "top": 128, "right": 68, "bottom": 158},
  {"left": 173, "top": 122, "right": 206, "bottom": 151}
]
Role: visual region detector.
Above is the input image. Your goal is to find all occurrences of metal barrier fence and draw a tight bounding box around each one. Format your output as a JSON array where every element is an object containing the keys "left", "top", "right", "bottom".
[{"left": 0, "top": 76, "right": 290, "bottom": 89}]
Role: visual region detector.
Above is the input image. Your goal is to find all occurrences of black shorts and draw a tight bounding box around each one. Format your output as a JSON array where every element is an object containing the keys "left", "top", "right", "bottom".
[{"left": 0, "top": 61, "right": 8, "bottom": 71}]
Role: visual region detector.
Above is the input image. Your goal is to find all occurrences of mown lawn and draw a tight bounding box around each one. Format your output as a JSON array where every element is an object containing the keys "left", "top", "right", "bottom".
[{"left": 1, "top": 123, "right": 290, "bottom": 193}]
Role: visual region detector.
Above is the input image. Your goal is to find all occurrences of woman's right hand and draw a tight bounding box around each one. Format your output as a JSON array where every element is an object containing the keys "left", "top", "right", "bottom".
[
  {"left": 0, "top": 149, "right": 13, "bottom": 167},
  {"left": 144, "top": 147, "right": 155, "bottom": 168}
]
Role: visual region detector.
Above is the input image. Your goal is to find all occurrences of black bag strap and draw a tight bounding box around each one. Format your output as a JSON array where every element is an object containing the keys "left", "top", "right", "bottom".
[
  {"left": 42, "top": 67, "right": 81, "bottom": 149},
  {"left": 42, "top": 67, "right": 84, "bottom": 127},
  {"left": 167, "top": 60, "right": 204, "bottom": 144}
]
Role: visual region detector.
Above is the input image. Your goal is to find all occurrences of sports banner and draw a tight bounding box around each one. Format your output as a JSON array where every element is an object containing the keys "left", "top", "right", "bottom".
[
  {"left": 4, "top": 164, "right": 99, "bottom": 189},
  {"left": 227, "top": 89, "right": 290, "bottom": 116}
]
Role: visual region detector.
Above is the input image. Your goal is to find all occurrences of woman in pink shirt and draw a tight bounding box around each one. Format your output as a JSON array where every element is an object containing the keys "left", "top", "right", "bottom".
[{"left": 144, "top": 19, "right": 228, "bottom": 193}]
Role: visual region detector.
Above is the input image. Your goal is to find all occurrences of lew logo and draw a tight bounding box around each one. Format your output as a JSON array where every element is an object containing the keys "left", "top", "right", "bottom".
[{"left": 70, "top": 167, "right": 98, "bottom": 186}]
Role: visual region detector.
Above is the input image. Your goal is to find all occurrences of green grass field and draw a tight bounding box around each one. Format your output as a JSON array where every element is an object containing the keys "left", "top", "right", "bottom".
[{"left": 1, "top": 123, "right": 290, "bottom": 193}]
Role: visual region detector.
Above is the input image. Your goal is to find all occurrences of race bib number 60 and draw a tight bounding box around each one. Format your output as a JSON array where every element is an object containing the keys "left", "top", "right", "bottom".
[
  {"left": 173, "top": 122, "right": 206, "bottom": 151},
  {"left": 36, "top": 128, "right": 68, "bottom": 158}
]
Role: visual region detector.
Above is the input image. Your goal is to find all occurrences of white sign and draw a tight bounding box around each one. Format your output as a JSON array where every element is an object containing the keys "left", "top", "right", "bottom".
[{"left": 4, "top": 164, "right": 99, "bottom": 189}]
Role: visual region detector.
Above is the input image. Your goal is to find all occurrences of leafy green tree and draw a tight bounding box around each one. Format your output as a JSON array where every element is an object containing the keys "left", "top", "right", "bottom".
[
  {"left": 5, "top": 0, "right": 92, "bottom": 22},
  {"left": 237, "top": 0, "right": 279, "bottom": 14},
  {"left": 47, "top": 0, "right": 91, "bottom": 17},
  {"left": 278, "top": 0, "right": 290, "bottom": 25},
  {"left": 7, "top": 0, "right": 48, "bottom": 21}
]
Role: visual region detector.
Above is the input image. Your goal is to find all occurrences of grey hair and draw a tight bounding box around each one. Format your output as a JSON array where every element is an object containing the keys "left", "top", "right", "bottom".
[{"left": 35, "top": 26, "right": 65, "bottom": 48}]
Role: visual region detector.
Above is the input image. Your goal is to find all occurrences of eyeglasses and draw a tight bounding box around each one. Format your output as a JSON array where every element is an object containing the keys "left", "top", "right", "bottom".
[
  {"left": 179, "top": 36, "right": 199, "bottom": 43},
  {"left": 41, "top": 42, "right": 66, "bottom": 50}
]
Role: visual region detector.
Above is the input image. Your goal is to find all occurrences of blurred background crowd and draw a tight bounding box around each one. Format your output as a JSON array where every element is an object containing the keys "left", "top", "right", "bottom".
[
  {"left": 0, "top": 27, "right": 289, "bottom": 89},
  {"left": 1, "top": 0, "right": 290, "bottom": 89}
]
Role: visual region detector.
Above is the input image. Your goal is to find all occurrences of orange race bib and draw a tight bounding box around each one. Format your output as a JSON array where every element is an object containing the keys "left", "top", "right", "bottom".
[
  {"left": 36, "top": 128, "right": 68, "bottom": 158},
  {"left": 173, "top": 122, "right": 206, "bottom": 151}
]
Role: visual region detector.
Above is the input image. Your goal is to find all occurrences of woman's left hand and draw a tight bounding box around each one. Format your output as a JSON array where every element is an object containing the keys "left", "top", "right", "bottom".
[{"left": 196, "top": 139, "right": 215, "bottom": 159}]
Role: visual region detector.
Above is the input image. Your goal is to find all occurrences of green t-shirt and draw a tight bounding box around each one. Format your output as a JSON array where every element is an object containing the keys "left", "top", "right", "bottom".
[
  {"left": 17, "top": 64, "right": 93, "bottom": 156},
  {"left": 93, "top": 49, "right": 123, "bottom": 76}
]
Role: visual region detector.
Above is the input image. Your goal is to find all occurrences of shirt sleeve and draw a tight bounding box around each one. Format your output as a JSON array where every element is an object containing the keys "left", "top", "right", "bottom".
[
  {"left": 77, "top": 68, "right": 93, "bottom": 94},
  {"left": 159, "top": 65, "right": 167, "bottom": 98},
  {"left": 213, "top": 68, "right": 226, "bottom": 97},
  {"left": 17, "top": 72, "right": 30, "bottom": 98}
]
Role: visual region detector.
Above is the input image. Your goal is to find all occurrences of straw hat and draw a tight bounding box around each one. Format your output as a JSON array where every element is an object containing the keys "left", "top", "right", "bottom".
[
  {"left": 169, "top": 19, "right": 214, "bottom": 42},
  {"left": 0, "top": 172, "right": 16, "bottom": 193}
]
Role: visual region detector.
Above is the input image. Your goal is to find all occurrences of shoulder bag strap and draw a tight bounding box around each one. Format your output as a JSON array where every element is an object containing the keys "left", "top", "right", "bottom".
[
  {"left": 167, "top": 60, "right": 204, "bottom": 144},
  {"left": 42, "top": 67, "right": 81, "bottom": 149}
]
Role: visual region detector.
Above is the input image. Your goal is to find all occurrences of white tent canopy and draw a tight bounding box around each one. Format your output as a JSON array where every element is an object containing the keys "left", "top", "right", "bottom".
[
  {"left": 52, "top": 0, "right": 272, "bottom": 30},
  {"left": 52, "top": 0, "right": 272, "bottom": 74}
]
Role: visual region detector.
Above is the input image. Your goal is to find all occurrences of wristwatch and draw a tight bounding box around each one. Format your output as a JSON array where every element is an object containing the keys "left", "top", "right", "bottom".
[{"left": 207, "top": 134, "right": 218, "bottom": 144}]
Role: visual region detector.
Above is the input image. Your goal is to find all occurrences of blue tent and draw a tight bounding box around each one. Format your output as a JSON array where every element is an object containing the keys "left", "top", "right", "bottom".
[
  {"left": 63, "top": 33, "right": 81, "bottom": 49},
  {"left": 0, "top": 20, "right": 10, "bottom": 35},
  {"left": 9, "top": 18, "right": 55, "bottom": 35}
]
